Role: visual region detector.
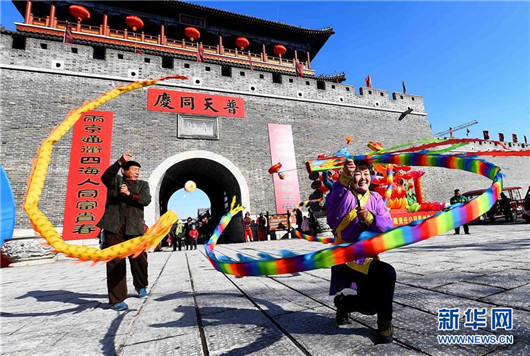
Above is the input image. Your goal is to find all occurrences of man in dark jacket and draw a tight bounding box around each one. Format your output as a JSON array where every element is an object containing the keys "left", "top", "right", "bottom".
[
  {"left": 97, "top": 153, "right": 151, "bottom": 311},
  {"left": 450, "top": 189, "right": 470, "bottom": 235}
]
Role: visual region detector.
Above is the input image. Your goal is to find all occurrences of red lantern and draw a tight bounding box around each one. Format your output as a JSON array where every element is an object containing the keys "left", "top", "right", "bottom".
[
  {"left": 69, "top": 5, "right": 90, "bottom": 22},
  {"left": 126, "top": 15, "right": 144, "bottom": 31},
  {"left": 235, "top": 37, "right": 249, "bottom": 50},
  {"left": 184, "top": 27, "right": 200, "bottom": 42},
  {"left": 273, "top": 44, "right": 287, "bottom": 57}
]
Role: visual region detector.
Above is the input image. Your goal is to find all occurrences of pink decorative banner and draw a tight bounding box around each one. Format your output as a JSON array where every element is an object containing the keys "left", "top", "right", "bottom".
[{"left": 268, "top": 124, "right": 301, "bottom": 214}]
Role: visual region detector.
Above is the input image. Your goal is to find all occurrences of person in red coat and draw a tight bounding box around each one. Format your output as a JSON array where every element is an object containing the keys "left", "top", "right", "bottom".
[
  {"left": 256, "top": 213, "right": 268, "bottom": 241},
  {"left": 242, "top": 212, "right": 253, "bottom": 242},
  {"left": 189, "top": 224, "right": 199, "bottom": 250}
]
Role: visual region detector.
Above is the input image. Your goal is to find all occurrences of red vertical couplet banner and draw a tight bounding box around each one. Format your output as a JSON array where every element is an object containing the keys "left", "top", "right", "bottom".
[
  {"left": 268, "top": 124, "right": 301, "bottom": 214},
  {"left": 62, "top": 111, "right": 113, "bottom": 240}
]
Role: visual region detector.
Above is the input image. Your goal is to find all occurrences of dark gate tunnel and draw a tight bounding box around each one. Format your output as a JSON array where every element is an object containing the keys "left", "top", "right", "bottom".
[{"left": 159, "top": 158, "right": 243, "bottom": 243}]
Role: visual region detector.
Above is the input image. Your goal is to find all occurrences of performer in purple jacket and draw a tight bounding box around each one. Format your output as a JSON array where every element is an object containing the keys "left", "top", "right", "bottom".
[{"left": 325, "top": 158, "right": 395, "bottom": 343}]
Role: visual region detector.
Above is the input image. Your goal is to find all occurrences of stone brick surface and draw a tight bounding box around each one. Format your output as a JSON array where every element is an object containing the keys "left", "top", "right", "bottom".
[{"left": 1, "top": 222, "right": 528, "bottom": 355}]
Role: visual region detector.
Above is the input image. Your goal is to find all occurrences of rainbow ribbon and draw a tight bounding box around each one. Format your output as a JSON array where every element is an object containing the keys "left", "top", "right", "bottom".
[{"left": 205, "top": 152, "right": 503, "bottom": 276}]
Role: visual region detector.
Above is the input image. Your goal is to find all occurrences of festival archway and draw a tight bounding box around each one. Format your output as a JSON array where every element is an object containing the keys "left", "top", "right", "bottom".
[{"left": 146, "top": 151, "right": 250, "bottom": 242}]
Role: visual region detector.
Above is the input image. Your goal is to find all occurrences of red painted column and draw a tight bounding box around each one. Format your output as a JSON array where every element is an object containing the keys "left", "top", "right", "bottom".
[
  {"left": 306, "top": 51, "right": 311, "bottom": 69},
  {"left": 294, "top": 49, "right": 298, "bottom": 62},
  {"left": 160, "top": 23, "right": 165, "bottom": 45},
  {"left": 102, "top": 13, "right": 108, "bottom": 36},
  {"left": 24, "top": 0, "right": 32, "bottom": 24},
  {"left": 262, "top": 43, "right": 267, "bottom": 62},
  {"left": 218, "top": 34, "right": 224, "bottom": 54},
  {"left": 49, "top": 2, "right": 56, "bottom": 28}
]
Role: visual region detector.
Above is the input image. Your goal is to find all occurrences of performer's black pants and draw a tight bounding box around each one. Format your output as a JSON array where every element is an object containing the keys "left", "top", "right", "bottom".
[
  {"left": 105, "top": 229, "right": 148, "bottom": 304},
  {"left": 173, "top": 238, "right": 183, "bottom": 251},
  {"left": 332, "top": 260, "right": 396, "bottom": 323},
  {"left": 454, "top": 224, "right": 469, "bottom": 234}
]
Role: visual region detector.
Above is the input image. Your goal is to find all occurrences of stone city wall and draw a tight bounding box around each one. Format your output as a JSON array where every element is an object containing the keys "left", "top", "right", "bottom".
[{"left": 1, "top": 33, "right": 527, "bottom": 236}]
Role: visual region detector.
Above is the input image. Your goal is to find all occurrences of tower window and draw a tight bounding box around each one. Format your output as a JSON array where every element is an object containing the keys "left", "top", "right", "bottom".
[
  {"left": 11, "top": 36, "right": 26, "bottom": 50},
  {"left": 40, "top": 43, "right": 47, "bottom": 49},
  {"left": 93, "top": 46, "right": 106, "bottom": 60},
  {"left": 162, "top": 56, "right": 173, "bottom": 69},
  {"left": 317, "top": 81, "right": 326, "bottom": 90},
  {"left": 222, "top": 65, "right": 232, "bottom": 77},
  {"left": 272, "top": 73, "right": 282, "bottom": 84}
]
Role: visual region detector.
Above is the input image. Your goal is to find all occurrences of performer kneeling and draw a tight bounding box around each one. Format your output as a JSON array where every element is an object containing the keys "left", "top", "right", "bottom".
[{"left": 325, "top": 159, "right": 395, "bottom": 343}]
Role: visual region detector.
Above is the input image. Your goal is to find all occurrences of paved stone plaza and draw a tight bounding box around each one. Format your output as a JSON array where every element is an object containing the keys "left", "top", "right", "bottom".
[{"left": 1, "top": 222, "right": 528, "bottom": 355}]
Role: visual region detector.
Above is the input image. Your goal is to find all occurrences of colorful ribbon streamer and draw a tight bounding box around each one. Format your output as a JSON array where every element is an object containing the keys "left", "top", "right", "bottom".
[{"left": 205, "top": 152, "right": 503, "bottom": 276}]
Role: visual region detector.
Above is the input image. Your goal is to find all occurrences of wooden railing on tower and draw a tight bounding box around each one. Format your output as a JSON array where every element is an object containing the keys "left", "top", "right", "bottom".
[{"left": 18, "top": 16, "right": 314, "bottom": 75}]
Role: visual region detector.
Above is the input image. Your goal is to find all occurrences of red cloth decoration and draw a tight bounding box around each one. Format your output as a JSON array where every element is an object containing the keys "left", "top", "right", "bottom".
[
  {"left": 365, "top": 75, "right": 372, "bottom": 88},
  {"left": 63, "top": 22, "right": 73, "bottom": 44}
]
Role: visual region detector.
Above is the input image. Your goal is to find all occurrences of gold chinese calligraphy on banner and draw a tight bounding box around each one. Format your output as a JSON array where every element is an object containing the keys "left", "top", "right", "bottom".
[{"left": 62, "top": 111, "right": 113, "bottom": 240}]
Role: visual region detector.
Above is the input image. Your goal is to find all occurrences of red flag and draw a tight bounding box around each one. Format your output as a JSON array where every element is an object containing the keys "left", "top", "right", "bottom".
[
  {"left": 498, "top": 133, "right": 504, "bottom": 141},
  {"left": 196, "top": 43, "right": 204, "bottom": 63},
  {"left": 466, "top": 128, "right": 470, "bottom": 137},
  {"left": 512, "top": 134, "right": 518, "bottom": 143},
  {"left": 402, "top": 81, "right": 406, "bottom": 94},
  {"left": 295, "top": 60, "right": 303, "bottom": 78},
  {"left": 483, "top": 130, "right": 489, "bottom": 140},
  {"left": 135, "top": 48, "right": 145, "bottom": 55},
  {"left": 63, "top": 22, "right": 73, "bottom": 44},
  {"left": 365, "top": 75, "right": 372, "bottom": 88}
]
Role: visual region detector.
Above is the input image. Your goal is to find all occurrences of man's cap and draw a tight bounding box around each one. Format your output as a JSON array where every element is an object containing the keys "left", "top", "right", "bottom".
[{"left": 123, "top": 161, "right": 141, "bottom": 170}]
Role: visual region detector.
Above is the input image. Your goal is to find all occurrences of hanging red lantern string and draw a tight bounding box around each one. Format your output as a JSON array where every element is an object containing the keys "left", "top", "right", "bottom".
[
  {"left": 125, "top": 15, "right": 144, "bottom": 32},
  {"left": 235, "top": 37, "right": 249, "bottom": 51},
  {"left": 69, "top": 5, "right": 90, "bottom": 22},
  {"left": 184, "top": 27, "right": 200, "bottom": 42},
  {"left": 273, "top": 44, "right": 287, "bottom": 58}
]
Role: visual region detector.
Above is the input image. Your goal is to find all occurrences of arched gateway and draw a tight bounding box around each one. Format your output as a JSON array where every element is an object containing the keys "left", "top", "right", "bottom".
[{"left": 145, "top": 151, "right": 250, "bottom": 242}]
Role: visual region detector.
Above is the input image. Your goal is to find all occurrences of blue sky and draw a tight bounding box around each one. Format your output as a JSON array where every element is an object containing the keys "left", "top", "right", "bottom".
[
  {"left": 167, "top": 188, "right": 211, "bottom": 219},
  {"left": 1, "top": 1, "right": 528, "bottom": 216}
]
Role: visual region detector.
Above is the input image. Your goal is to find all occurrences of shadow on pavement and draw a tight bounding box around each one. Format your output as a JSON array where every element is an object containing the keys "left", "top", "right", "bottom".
[
  {"left": 0, "top": 289, "right": 131, "bottom": 356},
  {"left": 151, "top": 291, "right": 377, "bottom": 354}
]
